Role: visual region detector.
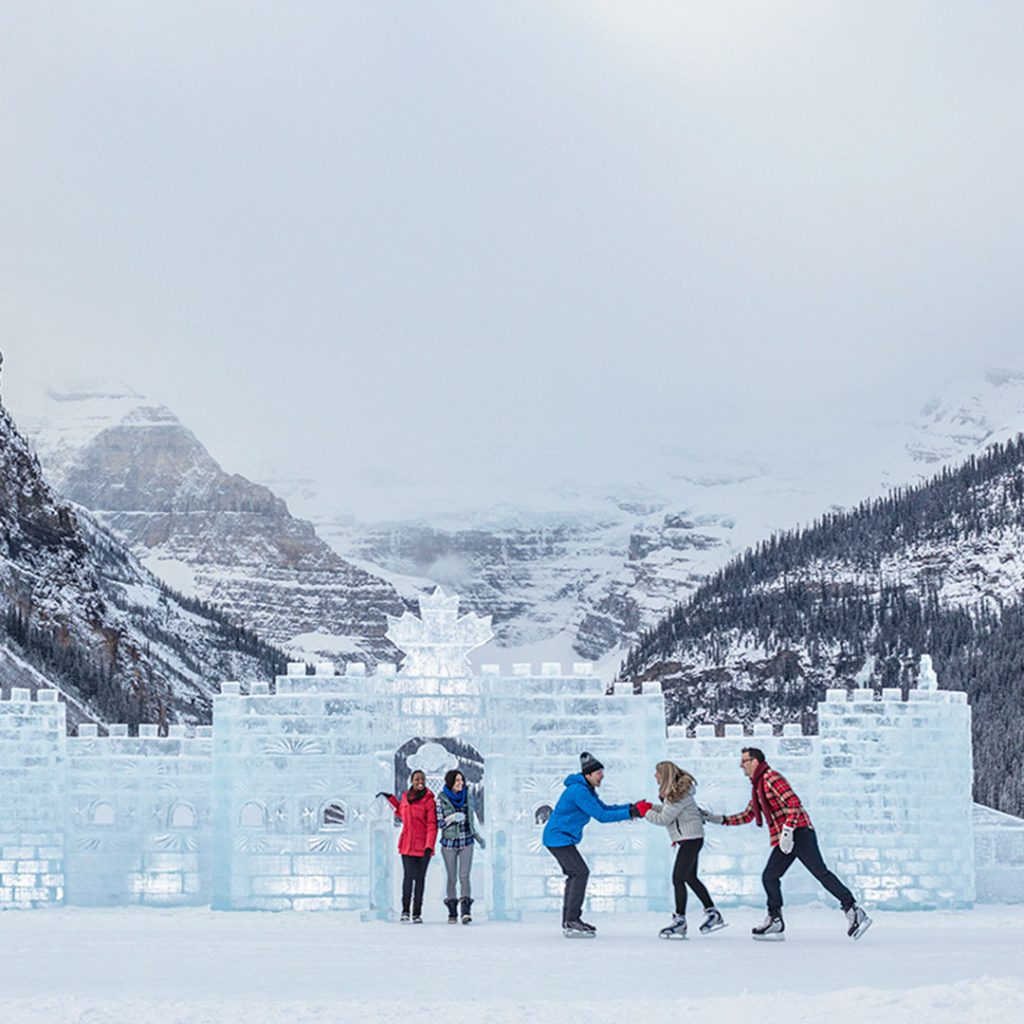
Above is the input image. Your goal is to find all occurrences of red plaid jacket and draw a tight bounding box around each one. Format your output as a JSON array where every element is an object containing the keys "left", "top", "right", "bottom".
[{"left": 723, "top": 767, "right": 813, "bottom": 847}]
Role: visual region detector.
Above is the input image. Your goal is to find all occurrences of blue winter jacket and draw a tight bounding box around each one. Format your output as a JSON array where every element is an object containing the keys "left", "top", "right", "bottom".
[{"left": 542, "top": 773, "right": 632, "bottom": 847}]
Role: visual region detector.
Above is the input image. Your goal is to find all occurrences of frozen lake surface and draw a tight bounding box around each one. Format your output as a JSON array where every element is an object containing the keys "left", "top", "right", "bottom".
[{"left": 2, "top": 904, "right": 1023, "bottom": 1023}]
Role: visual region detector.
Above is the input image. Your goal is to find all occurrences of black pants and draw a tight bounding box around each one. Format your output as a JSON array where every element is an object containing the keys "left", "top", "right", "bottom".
[
  {"left": 672, "top": 838, "right": 714, "bottom": 915},
  {"left": 547, "top": 845, "right": 589, "bottom": 924},
  {"left": 401, "top": 853, "right": 431, "bottom": 915},
  {"left": 762, "top": 827, "right": 854, "bottom": 916}
]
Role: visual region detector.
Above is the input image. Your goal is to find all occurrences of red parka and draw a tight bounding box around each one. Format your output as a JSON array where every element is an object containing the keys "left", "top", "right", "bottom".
[{"left": 386, "top": 789, "right": 438, "bottom": 856}]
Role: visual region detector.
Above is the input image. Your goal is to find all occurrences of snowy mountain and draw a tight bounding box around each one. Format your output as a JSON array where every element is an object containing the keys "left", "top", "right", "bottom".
[
  {"left": 13, "top": 382, "right": 407, "bottom": 666},
  {"left": 0, "top": 393, "right": 288, "bottom": 728},
  {"left": 13, "top": 367, "right": 1024, "bottom": 678},
  {"left": 293, "top": 365, "right": 1024, "bottom": 668},
  {"left": 621, "top": 436, "right": 1024, "bottom": 817}
]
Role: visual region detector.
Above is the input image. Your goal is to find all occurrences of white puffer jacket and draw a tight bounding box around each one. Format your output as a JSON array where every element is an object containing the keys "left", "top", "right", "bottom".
[{"left": 644, "top": 789, "right": 704, "bottom": 842}]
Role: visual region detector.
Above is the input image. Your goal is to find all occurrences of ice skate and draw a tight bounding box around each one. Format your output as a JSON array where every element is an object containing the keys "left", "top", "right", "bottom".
[
  {"left": 400, "top": 911, "right": 411, "bottom": 923},
  {"left": 562, "top": 919, "right": 597, "bottom": 938},
  {"left": 846, "top": 904, "right": 872, "bottom": 940},
  {"left": 699, "top": 907, "right": 727, "bottom": 934},
  {"left": 751, "top": 914, "right": 785, "bottom": 941},
  {"left": 658, "top": 913, "right": 687, "bottom": 940}
]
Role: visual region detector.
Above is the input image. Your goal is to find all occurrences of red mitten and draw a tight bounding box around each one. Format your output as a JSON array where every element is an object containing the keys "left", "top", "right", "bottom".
[{"left": 636, "top": 800, "right": 654, "bottom": 817}]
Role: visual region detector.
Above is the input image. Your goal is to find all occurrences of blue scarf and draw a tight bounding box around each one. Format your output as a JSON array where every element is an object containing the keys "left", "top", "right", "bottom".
[{"left": 443, "top": 785, "right": 467, "bottom": 809}]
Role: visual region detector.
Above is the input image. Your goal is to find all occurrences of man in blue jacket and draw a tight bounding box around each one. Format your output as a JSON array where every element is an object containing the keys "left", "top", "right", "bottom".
[{"left": 543, "top": 751, "right": 651, "bottom": 937}]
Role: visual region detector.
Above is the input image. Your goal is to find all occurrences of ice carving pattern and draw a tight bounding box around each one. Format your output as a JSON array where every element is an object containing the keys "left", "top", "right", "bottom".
[
  {"left": 386, "top": 587, "right": 493, "bottom": 677},
  {"left": 65, "top": 725, "right": 212, "bottom": 906}
]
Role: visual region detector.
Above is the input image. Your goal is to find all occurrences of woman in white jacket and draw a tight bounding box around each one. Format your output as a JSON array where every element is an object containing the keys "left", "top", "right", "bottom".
[{"left": 643, "top": 760, "right": 726, "bottom": 939}]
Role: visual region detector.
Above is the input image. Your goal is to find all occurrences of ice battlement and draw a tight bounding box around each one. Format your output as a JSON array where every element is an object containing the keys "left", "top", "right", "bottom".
[{"left": 0, "top": 686, "right": 60, "bottom": 706}]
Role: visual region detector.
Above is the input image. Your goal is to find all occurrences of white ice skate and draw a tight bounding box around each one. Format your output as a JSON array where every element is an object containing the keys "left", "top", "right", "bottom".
[
  {"left": 751, "top": 914, "right": 785, "bottom": 941},
  {"left": 699, "top": 907, "right": 728, "bottom": 934},
  {"left": 846, "top": 904, "right": 872, "bottom": 940},
  {"left": 563, "top": 919, "right": 597, "bottom": 939},
  {"left": 658, "top": 914, "right": 687, "bottom": 940}
]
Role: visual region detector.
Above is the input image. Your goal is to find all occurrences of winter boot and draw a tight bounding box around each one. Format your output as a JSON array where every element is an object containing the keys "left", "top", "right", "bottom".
[
  {"left": 845, "top": 904, "right": 872, "bottom": 940},
  {"left": 412, "top": 914, "right": 423, "bottom": 924},
  {"left": 751, "top": 914, "right": 785, "bottom": 941},
  {"left": 445, "top": 899, "right": 458, "bottom": 924},
  {"left": 400, "top": 911, "right": 411, "bottom": 923},
  {"left": 460, "top": 897, "right": 473, "bottom": 924},
  {"left": 699, "top": 907, "right": 727, "bottom": 934},
  {"left": 562, "top": 919, "right": 597, "bottom": 939},
  {"left": 659, "top": 913, "right": 687, "bottom": 940}
]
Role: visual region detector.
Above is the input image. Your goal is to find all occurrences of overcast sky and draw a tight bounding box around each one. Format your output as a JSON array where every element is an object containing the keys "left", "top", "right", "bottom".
[{"left": 2, "top": 3, "right": 1022, "bottom": 519}]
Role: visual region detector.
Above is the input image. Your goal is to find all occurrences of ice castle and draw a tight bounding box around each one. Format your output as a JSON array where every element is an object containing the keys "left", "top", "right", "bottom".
[{"left": 1, "top": 589, "right": 1022, "bottom": 913}]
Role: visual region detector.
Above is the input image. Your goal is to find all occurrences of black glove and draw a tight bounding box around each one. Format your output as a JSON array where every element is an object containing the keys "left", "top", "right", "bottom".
[
  {"left": 424, "top": 848, "right": 433, "bottom": 860},
  {"left": 375, "top": 791, "right": 391, "bottom": 800},
  {"left": 629, "top": 803, "right": 640, "bottom": 818}
]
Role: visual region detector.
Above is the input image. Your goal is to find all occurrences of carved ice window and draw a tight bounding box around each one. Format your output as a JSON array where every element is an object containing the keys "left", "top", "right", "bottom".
[
  {"left": 169, "top": 802, "right": 197, "bottom": 829},
  {"left": 321, "top": 801, "right": 347, "bottom": 830},
  {"left": 92, "top": 801, "right": 116, "bottom": 827},
  {"left": 239, "top": 801, "right": 267, "bottom": 829}
]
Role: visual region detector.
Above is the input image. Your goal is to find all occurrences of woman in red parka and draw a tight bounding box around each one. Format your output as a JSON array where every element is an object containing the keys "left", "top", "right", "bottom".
[{"left": 379, "top": 770, "right": 438, "bottom": 922}]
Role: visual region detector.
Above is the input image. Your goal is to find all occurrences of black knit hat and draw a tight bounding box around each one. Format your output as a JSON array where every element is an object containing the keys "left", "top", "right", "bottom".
[{"left": 580, "top": 751, "right": 604, "bottom": 776}]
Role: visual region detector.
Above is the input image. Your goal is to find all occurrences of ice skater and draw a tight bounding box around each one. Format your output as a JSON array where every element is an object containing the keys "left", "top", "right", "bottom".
[
  {"left": 543, "top": 751, "right": 651, "bottom": 937},
  {"left": 377, "top": 769, "right": 438, "bottom": 923},
  {"left": 703, "top": 747, "right": 871, "bottom": 940},
  {"left": 641, "top": 760, "right": 725, "bottom": 939},
  {"left": 435, "top": 767, "right": 485, "bottom": 924}
]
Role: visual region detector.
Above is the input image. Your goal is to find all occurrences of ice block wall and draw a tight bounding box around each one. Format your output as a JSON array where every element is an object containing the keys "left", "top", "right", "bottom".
[
  {"left": 211, "top": 669, "right": 383, "bottom": 911},
  {"left": 65, "top": 723, "right": 213, "bottom": 906},
  {"left": 0, "top": 687, "right": 65, "bottom": 908},
  {"left": 665, "top": 721, "right": 822, "bottom": 908},
  {"left": 481, "top": 665, "right": 667, "bottom": 918},
  {"left": 817, "top": 684, "right": 974, "bottom": 909},
  {"left": 973, "top": 804, "right": 1024, "bottom": 903}
]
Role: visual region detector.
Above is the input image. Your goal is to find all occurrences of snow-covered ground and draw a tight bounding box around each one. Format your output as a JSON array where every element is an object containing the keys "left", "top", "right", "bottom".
[{"left": 2, "top": 905, "right": 1022, "bottom": 1023}]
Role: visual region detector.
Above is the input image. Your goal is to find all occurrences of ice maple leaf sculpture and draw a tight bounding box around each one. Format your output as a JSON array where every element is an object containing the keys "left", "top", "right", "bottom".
[{"left": 386, "top": 587, "right": 494, "bottom": 677}]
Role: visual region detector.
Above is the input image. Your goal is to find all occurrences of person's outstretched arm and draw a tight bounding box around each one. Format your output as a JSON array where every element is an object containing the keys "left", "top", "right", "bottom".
[
  {"left": 570, "top": 785, "right": 632, "bottom": 824},
  {"left": 644, "top": 798, "right": 685, "bottom": 827},
  {"left": 721, "top": 798, "right": 756, "bottom": 826}
]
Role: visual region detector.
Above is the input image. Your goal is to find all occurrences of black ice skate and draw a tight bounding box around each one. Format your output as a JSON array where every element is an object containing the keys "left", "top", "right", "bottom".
[
  {"left": 846, "top": 904, "right": 872, "bottom": 940},
  {"left": 658, "top": 914, "right": 687, "bottom": 940},
  {"left": 699, "top": 907, "right": 727, "bottom": 934},
  {"left": 562, "top": 919, "right": 597, "bottom": 938},
  {"left": 751, "top": 914, "right": 785, "bottom": 941},
  {"left": 400, "top": 911, "right": 411, "bottom": 923}
]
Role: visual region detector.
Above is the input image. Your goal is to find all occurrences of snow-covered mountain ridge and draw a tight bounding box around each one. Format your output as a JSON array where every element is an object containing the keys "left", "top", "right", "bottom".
[
  {"left": 12, "top": 382, "right": 407, "bottom": 666},
  {"left": 11, "top": 366, "right": 1024, "bottom": 675},
  {"left": 0, "top": 392, "right": 289, "bottom": 728},
  {"left": 622, "top": 438, "right": 1024, "bottom": 816}
]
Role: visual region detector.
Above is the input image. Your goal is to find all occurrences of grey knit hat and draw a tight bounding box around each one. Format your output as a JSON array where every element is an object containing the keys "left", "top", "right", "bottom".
[{"left": 580, "top": 751, "right": 604, "bottom": 776}]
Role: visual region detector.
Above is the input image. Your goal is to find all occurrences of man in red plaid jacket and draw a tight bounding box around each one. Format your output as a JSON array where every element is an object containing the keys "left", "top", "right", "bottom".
[{"left": 704, "top": 747, "right": 871, "bottom": 941}]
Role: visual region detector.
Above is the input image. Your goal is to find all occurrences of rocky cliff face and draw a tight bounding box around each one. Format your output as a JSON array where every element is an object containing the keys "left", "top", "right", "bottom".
[
  {"left": 18, "top": 385, "right": 407, "bottom": 666},
  {"left": 0, "top": 395, "right": 288, "bottom": 729}
]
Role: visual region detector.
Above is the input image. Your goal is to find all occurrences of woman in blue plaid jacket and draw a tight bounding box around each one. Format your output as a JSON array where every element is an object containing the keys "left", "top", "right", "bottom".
[{"left": 435, "top": 768, "right": 486, "bottom": 924}]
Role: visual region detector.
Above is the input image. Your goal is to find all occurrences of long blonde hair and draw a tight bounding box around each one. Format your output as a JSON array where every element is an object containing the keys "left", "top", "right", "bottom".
[{"left": 655, "top": 760, "right": 696, "bottom": 803}]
